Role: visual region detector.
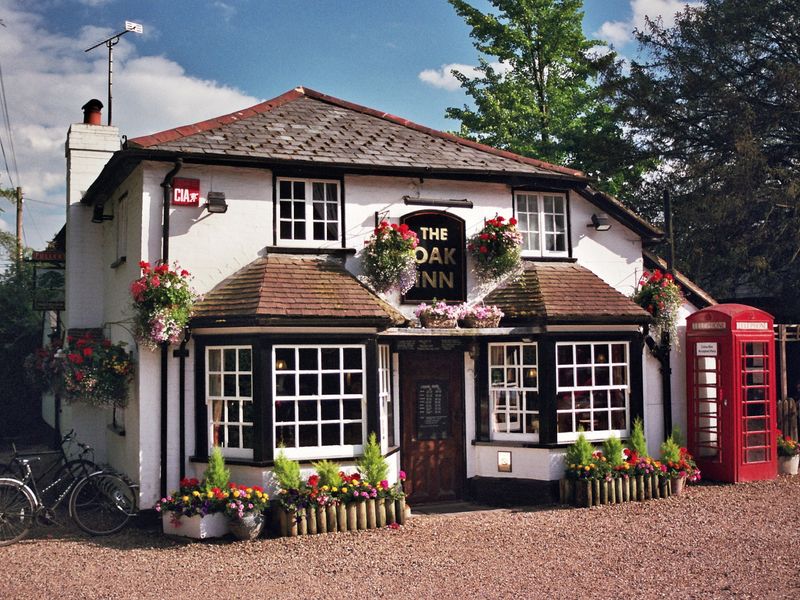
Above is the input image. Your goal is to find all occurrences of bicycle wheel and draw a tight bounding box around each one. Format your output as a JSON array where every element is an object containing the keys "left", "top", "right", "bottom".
[
  {"left": 59, "top": 460, "right": 100, "bottom": 508},
  {"left": 69, "top": 472, "right": 136, "bottom": 536},
  {"left": 0, "top": 479, "right": 35, "bottom": 546}
]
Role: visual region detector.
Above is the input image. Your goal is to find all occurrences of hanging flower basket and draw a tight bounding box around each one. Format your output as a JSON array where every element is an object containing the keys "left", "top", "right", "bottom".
[
  {"left": 467, "top": 215, "right": 523, "bottom": 282},
  {"left": 415, "top": 301, "right": 460, "bottom": 329},
  {"left": 632, "top": 269, "right": 682, "bottom": 342},
  {"left": 131, "top": 261, "right": 198, "bottom": 350},
  {"left": 362, "top": 221, "right": 419, "bottom": 294}
]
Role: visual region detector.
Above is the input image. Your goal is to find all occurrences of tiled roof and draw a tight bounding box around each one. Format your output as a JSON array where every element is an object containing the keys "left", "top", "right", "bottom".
[
  {"left": 191, "top": 254, "right": 405, "bottom": 326},
  {"left": 643, "top": 250, "right": 715, "bottom": 308},
  {"left": 485, "top": 262, "right": 650, "bottom": 324},
  {"left": 126, "top": 87, "right": 584, "bottom": 179}
]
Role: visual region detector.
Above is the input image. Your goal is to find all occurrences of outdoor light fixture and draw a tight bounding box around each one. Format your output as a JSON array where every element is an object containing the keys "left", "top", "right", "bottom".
[
  {"left": 205, "top": 191, "right": 228, "bottom": 214},
  {"left": 497, "top": 451, "right": 512, "bottom": 473},
  {"left": 588, "top": 213, "right": 612, "bottom": 231}
]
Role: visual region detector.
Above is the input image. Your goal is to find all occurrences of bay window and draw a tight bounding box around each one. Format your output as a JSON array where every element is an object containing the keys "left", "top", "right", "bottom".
[{"left": 206, "top": 345, "right": 254, "bottom": 459}]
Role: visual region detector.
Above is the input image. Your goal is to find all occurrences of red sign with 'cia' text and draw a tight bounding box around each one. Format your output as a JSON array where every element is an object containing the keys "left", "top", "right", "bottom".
[{"left": 172, "top": 178, "right": 200, "bottom": 206}]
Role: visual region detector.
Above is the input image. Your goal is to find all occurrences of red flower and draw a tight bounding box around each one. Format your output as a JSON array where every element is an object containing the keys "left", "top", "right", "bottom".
[
  {"left": 479, "top": 245, "right": 488, "bottom": 254},
  {"left": 67, "top": 353, "right": 83, "bottom": 365},
  {"left": 82, "top": 347, "right": 93, "bottom": 357},
  {"left": 75, "top": 371, "right": 84, "bottom": 382},
  {"left": 150, "top": 275, "right": 161, "bottom": 287},
  {"left": 479, "top": 233, "right": 489, "bottom": 240},
  {"left": 509, "top": 217, "right": 517, "bottom": 226},
  {"left": 307, "top": 474, "right": 320, "bottom": 488},
  {"left": 180, "top": 269, "right": 190, "bottom": 277},
  {"left": 399, "top": 224, "right": 409, "bottom": 233},
  {"left": 139, "top": 261, "right": 150, "bottom": 271}
]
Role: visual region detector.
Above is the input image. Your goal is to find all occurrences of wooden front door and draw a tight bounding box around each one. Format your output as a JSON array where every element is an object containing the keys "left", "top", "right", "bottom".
[{"left": 400, "top": 351, "right": 465, "bottom": 503}]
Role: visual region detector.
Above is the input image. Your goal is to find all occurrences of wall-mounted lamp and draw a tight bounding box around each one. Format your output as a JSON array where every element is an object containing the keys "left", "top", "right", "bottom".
[
  {"left": 91, "top": 204, "right": 114, "bottom": 223},
  {"left": 588, "top": 213, "right": 611, "bottom": 231},
  {"left": 205, "top": 191, "right": 228, "bottom": 214}
]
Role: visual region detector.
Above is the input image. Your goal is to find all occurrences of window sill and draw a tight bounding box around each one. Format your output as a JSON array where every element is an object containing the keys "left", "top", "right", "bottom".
[
  {"left": 521, "top": 255, "right": 575, "bottom": 263},
  {"left": 190, "top": 447, "right": 400, "bottom": 467},
  {"left": 266, "top": 246, "right": 356, "bottom": 257},
  {"left": 472, "top": 438, "right": 630, "bottom": 449},
  {"left": 110, "top": 256, "right": 127, "bottom": 269}
]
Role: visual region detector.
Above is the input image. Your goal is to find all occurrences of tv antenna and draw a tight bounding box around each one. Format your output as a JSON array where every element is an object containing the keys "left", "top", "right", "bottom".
[{"left": 85, "top": 21, "right": 143, "bottom": 126}]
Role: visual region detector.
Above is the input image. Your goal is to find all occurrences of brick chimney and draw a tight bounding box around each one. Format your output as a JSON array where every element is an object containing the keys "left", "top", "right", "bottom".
[{"left": 81, "top": 99, "right": 104, "bottom": 125}]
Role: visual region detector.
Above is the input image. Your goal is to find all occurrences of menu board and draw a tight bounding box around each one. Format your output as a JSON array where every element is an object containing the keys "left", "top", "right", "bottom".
[{"left": 416, "top": 381, "right": 449, "bottom": 440}]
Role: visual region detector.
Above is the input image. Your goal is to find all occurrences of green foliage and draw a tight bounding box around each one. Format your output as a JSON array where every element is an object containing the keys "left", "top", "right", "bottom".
[
  {"left": 630, "top": 416, "right": 648, "bottom": 457},
  {"left": 357, "top": 432, "right": 389, "bottom": 486},
  {"left": 670, "top": 425, "right": 687, "bottom": 448},
  {"left": 203, "top": 446, "right": 230, "bottom": 490},
  {"left": 273, "top": 446, "right": 301, "bottom": 490},
  {"left": 602, "top": 434, "right": 625, "bottom": 468},
  {"left": 565, "top": 430, "right": 594, "bottom": 466},
  {"left": 311, "top": 459, "right": 343, "bottom": 489},
  {"left": 445, "top": 0, "right": 649, "bottom": 200},
  {"left": 660, "top": 435, "right": 682, "bottom": 464},
  {"left": 615, "top": 0, "right": 800, "bottom": 315}
]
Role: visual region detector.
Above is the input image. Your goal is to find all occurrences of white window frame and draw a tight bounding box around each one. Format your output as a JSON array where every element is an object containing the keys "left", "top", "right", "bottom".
[
  {"left": 276, "top": 177, "right": 341, "bottom": 248},
  {"left": 555, "top": 341, "right": 630, "bottom": 443},
  {"left": 488, "top": 342, "right": 540, "bottom": 442},
  {"left": 514, "top": 191, "right": 568, "bottom": 257},
  {"left": 378, "top": 344, "right": 398, "bottom": 451},
  {"left": 206, "top": 345, "right": 254, "bottom": 460},
  {"left": 272, "top": 344, "right": 366, "bottom": 460}
]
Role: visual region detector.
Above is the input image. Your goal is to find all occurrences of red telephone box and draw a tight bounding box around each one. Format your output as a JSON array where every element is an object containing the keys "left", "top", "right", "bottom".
[{"left": 686, "top": 304, "right": 777, "bottom": 482}]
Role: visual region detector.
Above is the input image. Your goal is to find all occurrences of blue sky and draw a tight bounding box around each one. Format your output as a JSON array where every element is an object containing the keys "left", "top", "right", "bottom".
[{"left": 0, "top": 0, "right": 695, "bottom": 252}]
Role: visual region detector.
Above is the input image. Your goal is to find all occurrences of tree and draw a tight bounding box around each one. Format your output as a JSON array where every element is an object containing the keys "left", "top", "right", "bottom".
[
  {"left": 446, "top": 0, "right": 651, "bottom": 199},
  {"left": 617, "top": 0, "right": 800, "bottom": 314}
]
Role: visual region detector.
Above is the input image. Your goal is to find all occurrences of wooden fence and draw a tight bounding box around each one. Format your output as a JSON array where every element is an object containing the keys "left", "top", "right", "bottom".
[{"left": 778, "top": 397, "right": 799, "bottom": 440}]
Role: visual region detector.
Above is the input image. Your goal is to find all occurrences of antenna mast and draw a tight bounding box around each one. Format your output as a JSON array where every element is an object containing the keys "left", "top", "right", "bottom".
[{"left": 84, "top": 21, "right": 143, "bottom": 126}]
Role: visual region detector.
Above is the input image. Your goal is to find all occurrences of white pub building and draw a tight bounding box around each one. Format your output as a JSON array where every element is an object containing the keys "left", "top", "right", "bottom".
[{"left": 55, "top": 88, "right": 712, "bottom": 507}]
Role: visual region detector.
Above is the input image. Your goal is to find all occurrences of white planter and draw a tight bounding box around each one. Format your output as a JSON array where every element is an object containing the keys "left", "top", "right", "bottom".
[
  {"left": 162, "top": 512, "right": 230, "bottom": 539},
  {"left": 778, "top": 455, "right": 799, "bottom": 476}
]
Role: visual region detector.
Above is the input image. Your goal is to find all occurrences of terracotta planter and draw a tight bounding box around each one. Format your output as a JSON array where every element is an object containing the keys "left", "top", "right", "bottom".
[
  {"left": 419, "top": 313, "right": 457, "bottom": 329},
  {"left": 229, "top": 511, "right": 264, "bottom": 541},
  {"left": 366, "top": 499, "right": 377, "bottom": 529},
  {"left": 778, "top": 455, "right": 799, "bottom": 475},
  {"left": 162, "top": 512, "right": 229, "bottom": 539},
  {"left": 670, "top": 475, "right": 686, "bottom": 496}
]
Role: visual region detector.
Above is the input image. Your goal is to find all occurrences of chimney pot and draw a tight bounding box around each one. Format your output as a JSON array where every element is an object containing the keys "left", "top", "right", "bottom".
[{"left": 81, "top": 99, "right": 104, "bottom": 125}]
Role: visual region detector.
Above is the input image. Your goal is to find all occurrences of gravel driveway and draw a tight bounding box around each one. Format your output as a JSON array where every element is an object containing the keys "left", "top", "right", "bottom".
[{"left": 1, "top": 476, "right": 798, "bottom": 599}]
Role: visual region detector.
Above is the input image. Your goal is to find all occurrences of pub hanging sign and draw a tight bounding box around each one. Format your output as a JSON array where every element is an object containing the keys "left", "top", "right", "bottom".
[{"left": 401, "top": 210, "right": 466, "bottom": 303}]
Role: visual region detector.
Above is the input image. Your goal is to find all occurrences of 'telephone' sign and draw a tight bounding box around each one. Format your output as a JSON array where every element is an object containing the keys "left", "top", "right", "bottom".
[{"left": 401, "top": 211, "right": 466, "bottom": 302}]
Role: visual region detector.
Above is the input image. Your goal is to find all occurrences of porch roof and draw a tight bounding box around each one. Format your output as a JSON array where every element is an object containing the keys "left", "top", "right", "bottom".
[
  {"left": 484, "top": 261, "right": 651, "bottom": 325},
  {"left": 191, "top": 254, "right": 406, "bottom": 327}
]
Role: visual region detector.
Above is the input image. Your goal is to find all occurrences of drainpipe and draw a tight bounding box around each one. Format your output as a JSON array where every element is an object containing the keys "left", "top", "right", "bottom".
[
  {"left": 175, "top": 330, "right": 191, "bottom": 480},
  {"left": 662, "top": 189, "right": 674, "bottom": 438},
  {"left": 159, "top": 159, "right": 182, "bottom": 497}
]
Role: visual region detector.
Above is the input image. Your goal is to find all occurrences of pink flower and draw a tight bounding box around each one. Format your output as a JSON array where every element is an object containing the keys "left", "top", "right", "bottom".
[
  {"left": 399, "top": 470, "right": 407, "bottom": 480},
  {"left": 379, "top": 480, "right": 389, "bottom": 490}
]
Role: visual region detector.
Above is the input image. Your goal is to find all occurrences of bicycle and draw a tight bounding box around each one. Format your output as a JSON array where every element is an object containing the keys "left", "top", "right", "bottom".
[{"left": 0, "top": 432, "right": 138, "bottom": 545}]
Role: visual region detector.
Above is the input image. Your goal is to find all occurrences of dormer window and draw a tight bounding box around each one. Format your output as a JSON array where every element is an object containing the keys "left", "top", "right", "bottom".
[
  {"left": 514, "top": 191, "right": 568, "bottom": 257},
  {"left": 277, "top": 177, "right": 340, "bottom": 246}
]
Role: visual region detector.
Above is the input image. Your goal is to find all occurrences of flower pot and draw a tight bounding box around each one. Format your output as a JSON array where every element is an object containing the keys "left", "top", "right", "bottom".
[
  {"left": 419, "top": 313, "right": 457, "bottom": 329},
  {"left": 376, "top": 499, "right": 387, "bottom": 527},
  {"left": 395, "top": 497, "right": 407, "bottom": 525},
  {"left": 162, "top": 512, "right": 230, "bottom": 539},
  {"left": 337, "top": 503, "right": 348, "bottom": 532},
  {"left": 316, "top": 506, "right": 328, "bottom": 534},
  {"left": 670, "top": 475, "right": 686, "bottom": 496},
  {"left": 778, "top": 455, "right": 799, "bottom": 475},
  {"left": 327, "top": 504, "right": 338, "bottom": 532},
  {"left": 366, "top": 499, "right": 377, "bottom": 529},
  {"left": 306, "top": 506, "right": 317, "bottom": 535},
  {"left": 385, "top": 498, "right": 396, "bottom": 524},
  {"left": 463, "top": 315, "right": 501, "bottom": 328},
  {"left": 356, "top": 501, "right": 368, "bottom": 530},
  {"left": 229, "top": 511, "right": 265, "bottom": 541}
]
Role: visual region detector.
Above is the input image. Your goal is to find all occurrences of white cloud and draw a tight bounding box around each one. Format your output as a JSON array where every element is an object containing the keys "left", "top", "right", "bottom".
[
  {"left": 418, "top": 61, "right": 511, "bottom": 91},
  {"left": 0, "top": 1, "right": 259, "bottom": 250},
  {"left": 595, "top": 0, "right": 702, "bottom": 47},
  {"left": 213, "top": 2, "right": 237, "bottom": 22}
]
